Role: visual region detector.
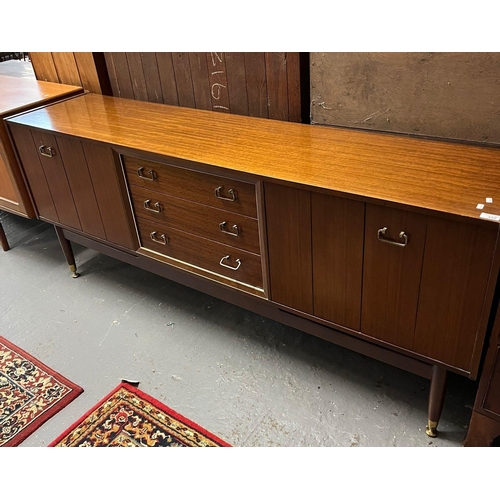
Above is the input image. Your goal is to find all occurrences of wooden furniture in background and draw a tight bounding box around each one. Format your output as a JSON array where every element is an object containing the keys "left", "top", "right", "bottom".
[
  {"left": 29, "top": 52, "right": 111, "bottom": 95},
  {"left": 7, "top": 93, "right": 500, "bottom": 437},
  {"left": 310, "top": 52, "right": 500, "bottom": 144},
  {"left": 103, "top": 52, "right": 308, "bottom": 122},
  {"left": 0, "top": 75, "right": 83, "bottom": 250},
  {"left": 464, "top": 300, "right": 500, "bottom": 446}
]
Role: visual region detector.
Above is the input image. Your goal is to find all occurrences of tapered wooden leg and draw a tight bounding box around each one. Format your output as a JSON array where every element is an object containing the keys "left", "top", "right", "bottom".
[
  {"left": 54, "top": 226, "right": 79, "bottom": 278},
  {"left": 426, "top": 365, "right": 448, "bottom": 437},
  {"left": 0, "top": 221, "right": 9, "bottom": 251}
]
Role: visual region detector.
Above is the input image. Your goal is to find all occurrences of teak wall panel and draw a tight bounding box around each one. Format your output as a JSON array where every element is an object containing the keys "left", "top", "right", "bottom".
[
  {"left": 30, "top": 52, "right": 110, "bottom": 94},
  {"left": 265, "top": 183, "right": 313, "bottom": 313},
  {"left": 310, "top": 52, "right": 500, "bottom": 144},
  {"left": 103, "top": 52, "right": 304, "bottom": 122}
]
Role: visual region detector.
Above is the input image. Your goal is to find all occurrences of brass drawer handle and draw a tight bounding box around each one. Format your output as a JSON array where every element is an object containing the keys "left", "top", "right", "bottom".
[
  {"left": 144, "top": 200, "right": 162, "bottom": 213},
  {"left": 150, "top": 231, "right": 168, "bottom": 245},
  {"left": 219, "top": 221, "right": 240, "bottom": 236},
  {"left": 219, "top": 255, "right": 241, "bottom": 270},
  {"left": 215, "top": 186, "right": 237, "bottom": 201},
  {"left": 39, "top": 145, "right": 55, "bottom": 157},
  {"left": 377, "top": 227, "right": 408, "bottom": 247},
  {"left": 137, "top": 167, "right": 157, "bottom": 181}
]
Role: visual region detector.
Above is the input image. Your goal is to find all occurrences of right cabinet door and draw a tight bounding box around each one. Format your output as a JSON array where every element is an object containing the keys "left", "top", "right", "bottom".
[{"left": 362, "top": 203, "right": 498, "bottom": 373}]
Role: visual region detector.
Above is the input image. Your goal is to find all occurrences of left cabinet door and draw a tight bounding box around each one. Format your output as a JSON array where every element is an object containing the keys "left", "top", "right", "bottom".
[{"left": 8, "top": 124, "right": 138, "bottom": 250}]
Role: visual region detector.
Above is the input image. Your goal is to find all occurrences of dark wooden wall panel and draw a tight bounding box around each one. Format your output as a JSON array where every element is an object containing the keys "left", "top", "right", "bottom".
[
  {"left": 310, "top": 52, "right": 500, "bottom": 144},
  {"left": 103, "top": 52, "right": 305, "bottom": 122}
]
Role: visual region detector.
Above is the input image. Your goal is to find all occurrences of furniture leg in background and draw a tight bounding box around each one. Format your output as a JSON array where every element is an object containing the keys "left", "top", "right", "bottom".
[
  {"left": 426, "top": 365, "right": 448, "bottom": 437},
  {"left": 0, "top": 220, "right": 9, "bottom": 251},
  {"left": 54, "top": 226, "right": 79, "bottom": 278}
]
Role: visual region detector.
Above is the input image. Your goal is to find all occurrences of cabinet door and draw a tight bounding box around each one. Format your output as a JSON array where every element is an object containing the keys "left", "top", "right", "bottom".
[
  {"left": 312, "top": 193, "right": 364, "bottom": 330},
  {"left": 361, "top": 204, "right": 427, "bottom": 350},
  {"left": 413, "top": 218, "right": 497, "bottom": 372},
  {"left": 265, "top": 182, "right": 313, "bottom": 313}
]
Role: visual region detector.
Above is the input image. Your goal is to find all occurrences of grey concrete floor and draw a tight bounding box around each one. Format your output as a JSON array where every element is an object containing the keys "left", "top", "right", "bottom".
[{"left": 0, "top": 210, "right": 478, "bottom": 447}]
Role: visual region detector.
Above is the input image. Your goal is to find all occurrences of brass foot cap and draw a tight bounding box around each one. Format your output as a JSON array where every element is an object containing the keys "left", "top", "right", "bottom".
[{"left": 425, "top": 420, "right": 438, "bottom": 438}]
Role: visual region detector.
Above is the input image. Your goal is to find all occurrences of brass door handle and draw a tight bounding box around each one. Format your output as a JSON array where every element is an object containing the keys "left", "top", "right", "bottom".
[
  {"left": 219, "top": 221, "right": 240, "bottom": 236},
  {"left": 215, "top": 186, "right": 237, "bottom": 201},
  {"left": 219, "top": 255, "right": 241, "bottom": 270},
  {"left": 137, "top": 167, "right": 157, "bottom": 181},
  {"left": 144, "top": 200, "right": 162, "bottom": 213},
  {"left": 39, "top": 145, "right": 55, "bottom": 157},
  {"left": 150, "top": 231, "right": 168, "bottom": 245},
  {"left": 377, "top": 227, "right": 408, "bottom": 247}
]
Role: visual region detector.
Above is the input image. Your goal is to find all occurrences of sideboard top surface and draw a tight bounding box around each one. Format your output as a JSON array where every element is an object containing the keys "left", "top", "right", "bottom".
[
  {"left": 8, "top": 93, "right": 500, "bottom": 222},
  {"left": 0, "top": 75, "right": 82, "bottom": 118}
]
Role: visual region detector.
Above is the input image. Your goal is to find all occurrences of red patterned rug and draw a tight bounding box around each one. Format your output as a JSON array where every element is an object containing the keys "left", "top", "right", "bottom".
[
  {"left": 50, "top": 382, "right": 231, "bottom": 447},
  {"left": 0, "top": 336, "right": 83, "bottom": 447}
]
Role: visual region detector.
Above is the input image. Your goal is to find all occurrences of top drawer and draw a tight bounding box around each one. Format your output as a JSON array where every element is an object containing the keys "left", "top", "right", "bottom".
[{"left": 123, "top": 155, "right": 258, "bottom": 218}]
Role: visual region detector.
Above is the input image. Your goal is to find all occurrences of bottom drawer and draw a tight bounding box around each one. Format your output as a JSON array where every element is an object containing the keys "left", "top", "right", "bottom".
[{"left": 136, "top": 217, "right": 263, "bottom": 288}]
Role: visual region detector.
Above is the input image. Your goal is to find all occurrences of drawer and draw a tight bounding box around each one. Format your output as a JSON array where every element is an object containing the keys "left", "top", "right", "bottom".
[
  {"left": 123, "top": 155, "right": 257, "bottom": 218},
  {"left": 136, "top": 217, "right": 263, "bottom": 288},
  {"left": 129, "top": 185, "right": 261, "bottom": 254}
]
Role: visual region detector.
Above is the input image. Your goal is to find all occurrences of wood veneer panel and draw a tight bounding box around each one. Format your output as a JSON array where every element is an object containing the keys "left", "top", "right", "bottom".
[
  {"left": 30, "top": 130, "right": 81, "bottom": 230},
  {"left": 107, "top": 53, "right": 134, "bottom": 99},
  {"left": 8, "top": 93, "right": 500, "bottom": 222},
  {"left": 104, "top": 53, "right": 120, "bottom": 97},
  {"left": 30, "top": 53, "right": 59, "bottom": 82},
  {"left": 312, "top": 193, "right": 364, "bottom": 330},
  {"left": 265, "top": 182, "right": 313, "bottom": 313},
  {"left": 244, "top": 53, "right": 268, "bottom": 118},
  {"left": 361, "top": 204, "right": 427, "bottom": 350},
  {"left": 136, "top": 218, "right": 263, "bottom": 288},
  {"left": 82, "top": 142, "right": 137, "bottom": 250},
  {"left": 55, "top": 136, "right": 106, "bottom": 239},
  {"left": 171, "top": 53, "right": 195, "bottom": 108},
  {"left": 188, "top": 53, "right": 211, "bottom": 111},
  {"left": 207, "top": 53, "right": 230, "bottom": 113},
  {"left": 156, "top": 53, "right": 179, "bottom": 106},
  {"left": 225, "top": 53, "right": 249, "bottom": 116},
  {"left": 265, "top": 53, "right": 289, "bottom": 121},
  {"left": 7, "top": 124, "right": 57, "bottom": 221},
  {"left": 484, "top": 348, "right": 500, "bottom": 416},
  {"left": 286, "top": 53, "right": 302, "bottom": 123},
  {"left": 74, "top": 52, "right": 103, "bottom": 94},
  {"left": 413, "top": 218, "right": 497, "bottom": 371},
  {"left": 140, "top": 53, "right": 163, "bottom": 104},
  {"left": 129, "top": 185, "right": 260, "bottom": 254},
  {"left": 51, "top": 52, "right": 82, "bottom": 87},
  {"left": 126, "top": 52, "right": 148, "bottom": 102},
  {"left": 0, "top": 146, "right": 18, "bottom": 203}
]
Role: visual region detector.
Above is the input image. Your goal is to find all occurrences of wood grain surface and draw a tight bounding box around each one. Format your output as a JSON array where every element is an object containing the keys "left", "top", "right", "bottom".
[{"left": 8, "top": 92, "right": 500, "bottom": 222}]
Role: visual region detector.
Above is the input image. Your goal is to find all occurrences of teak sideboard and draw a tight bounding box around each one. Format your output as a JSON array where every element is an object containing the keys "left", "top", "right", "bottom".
[
  {"left": 0, "top": 75, "right": 83, "bottom": 250},
  {"left": 6, "top": 93, "right": 500, "bottom": 438}
]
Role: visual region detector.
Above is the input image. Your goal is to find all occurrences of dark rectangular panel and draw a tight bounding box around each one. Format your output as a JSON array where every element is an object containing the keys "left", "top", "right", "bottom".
[
  {"left": 225, "top": 52, "right": 249, "bottom": 116},
  {"left": 312, "top": 193, "right": 364, "bottom": 330},
  {"left": 171, "top": 53, "right": 195, "bottom": 108},
  {"left": 30, "top": 129, "right": 81, "bottom": 230},
  {"left": 156, "top": 53, "right": 179, "bottom": 106},
  {"left": 188, "top": 53, "right": 211, "bottom": 111},
  {"left": 83, "top": 142, "right": 138, "bottom": 250},
  {"left": 140, "top": 53, "right": 163, "bottom": 103},
  {"left": 414, "top": 218, "right": 497, "bottom": 371},
  {"left": 206, "top": 52, "right": 230, "bottom": 113},
  {"left": 244, "top": 53, "right": 268, "bottom": 118},
  {"left": 265, "top": 53, "right": 289, "bottom": 121},
  {"left": 8, "top": 123, "right": 58, "bottom": 221},
  {"left": 265, "top": 182, "right": 313, "bottom": 313},
  {"left": 126, "top": 52, "right": 148, "bottom": 101},
  {"left": 361, "top": 204, "right": 427, "bottom": 350},
  {"left": 55, "top": 136, "right": 106, "bottom": 239}
]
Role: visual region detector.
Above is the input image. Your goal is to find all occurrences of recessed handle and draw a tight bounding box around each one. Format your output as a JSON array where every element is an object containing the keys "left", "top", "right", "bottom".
[
  {"left": 144, "top": 200, "right": 162, "bottom": 213},
  {"left": 219, "top": 221, "right": 240, "bottom": 236},
  {"left": 137, "top": 167, "right": 157, "bottom": 181},
  {"left": 219, "top": 255, "right": 241, "bottom": 270},
  {"left": 39, "top": 145, "right": 55, "bottom": 157},
  {"left": 150, "top": 231, "right": 168, "bottom": 245},
  {"left": 215, "top": 186, "right": 237, "bottom": 201},
  {"left": 377, "top": 227, "right": 408, "bottom": 247}
]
